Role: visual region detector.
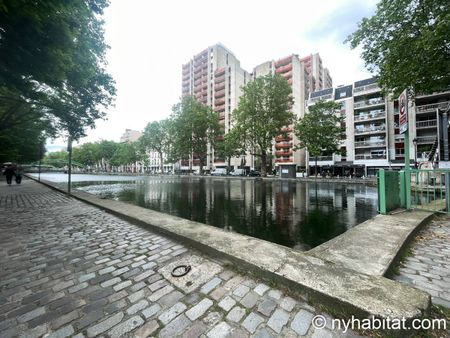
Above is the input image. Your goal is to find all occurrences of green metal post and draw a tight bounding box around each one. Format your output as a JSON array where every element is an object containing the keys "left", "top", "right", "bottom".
[
  {"left": 404, "top": 131, "right": 411, "bottom": 209},
  {"left": 399, "top": 170, "right": 406, "bottom": 208},
  {"left": 378, "top": 169, "right": 386, "bottom": 214}
]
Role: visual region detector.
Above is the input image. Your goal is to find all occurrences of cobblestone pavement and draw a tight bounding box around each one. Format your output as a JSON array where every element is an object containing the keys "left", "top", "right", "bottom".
[
  {"left": 393, "top": 214, "right": 450, "bottom": 309},
  {"left": 0, "top": 179, "right": 365, "bottom": 338}
]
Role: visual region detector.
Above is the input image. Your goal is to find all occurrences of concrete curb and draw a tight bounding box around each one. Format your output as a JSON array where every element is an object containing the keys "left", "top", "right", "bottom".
[{"left": 28, "top": 175, "right": 430, "bottom": 330}]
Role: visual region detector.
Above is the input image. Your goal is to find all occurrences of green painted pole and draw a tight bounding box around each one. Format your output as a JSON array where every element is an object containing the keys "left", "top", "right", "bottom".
[{"left": 404, "top": 129, "right": 411, "bottom": 209}]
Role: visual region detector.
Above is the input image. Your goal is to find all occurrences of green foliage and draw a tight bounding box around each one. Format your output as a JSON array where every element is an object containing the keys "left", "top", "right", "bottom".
[
  {"left": 215, "top": 131, "right": 246, "bottom": 170},
  {"left": 232, "top": 74, "right": 294, "bottom": 176},
  {"left": 171, "top": 96, "right": 221, "bottom": 173},
  {"left": 0, "top": 119, "right": 46, "bottom": 163},
  {"left": 346, "top": 0, "right": 450, "bottom": 95},
  {"left": 110, "top": 142, "right": 138, "bottom": 167},
  {"left": 0, "top": 0, "right": 115, "bottom": 161},
  {"left": 139, "top": 119, "right": 172, "bottom": 173},
  {"left": 294, "top": 101, "right": 344, "bottom": 173}
]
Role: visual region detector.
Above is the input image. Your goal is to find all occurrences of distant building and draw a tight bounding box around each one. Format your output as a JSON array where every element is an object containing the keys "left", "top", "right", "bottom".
[{"left": 120, "top": 129, "right": 142, "bottom": 143}]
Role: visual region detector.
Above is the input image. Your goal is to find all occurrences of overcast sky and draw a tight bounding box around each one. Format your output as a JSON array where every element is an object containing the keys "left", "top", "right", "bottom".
[{"left": 47, "top": 0, "right": 379, "bottom": 152}]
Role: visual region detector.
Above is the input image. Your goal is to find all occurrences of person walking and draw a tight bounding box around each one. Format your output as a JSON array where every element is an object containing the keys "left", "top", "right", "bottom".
[{"left": 3, "top": 164, "right": 16, "bottom": 185}]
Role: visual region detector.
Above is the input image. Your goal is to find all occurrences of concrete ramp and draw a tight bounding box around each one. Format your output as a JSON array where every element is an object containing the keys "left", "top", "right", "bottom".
[{"left": 309, "top": 211, "right": 433, "bottom": 276}]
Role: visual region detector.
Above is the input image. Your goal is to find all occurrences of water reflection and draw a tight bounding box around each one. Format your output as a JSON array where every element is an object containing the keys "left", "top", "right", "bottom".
[{"left": 72, "top": 176, "right": 378, "bottom": 250}]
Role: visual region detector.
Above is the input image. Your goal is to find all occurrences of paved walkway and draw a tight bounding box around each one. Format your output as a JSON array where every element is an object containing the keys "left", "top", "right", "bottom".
[
  {"left": 0, "top": 179, "right": 363, "bottom": 338},
  {"left": 393, "top": 214, "right": 450, "bottom": 309}
]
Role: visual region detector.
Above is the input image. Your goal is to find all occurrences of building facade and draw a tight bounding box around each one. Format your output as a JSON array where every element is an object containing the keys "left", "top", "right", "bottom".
[
  {"left": 307, "top": 77, "right": 450, "bottom": 176},
  {"left": 120, "top": 129, "right": 142, "bottom": 143},
  {"left": 181, "top": 43, "right": 252, "bottom": 172},
  {"left": 253, "top": 55, "right": 309, "bottom": 174}
]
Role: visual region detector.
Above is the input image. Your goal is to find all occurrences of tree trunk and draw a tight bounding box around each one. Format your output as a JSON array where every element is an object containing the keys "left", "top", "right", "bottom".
[
  {"left": 315, "top": 156, "right": 318, "bottom": 177},
  {"left": 261, "top": 151, "right": 267, "bottom": 177},
  {"left": 199, "top": 156, "right": 204, "bottom": 175},
  {"left": 227, "top": 157, "right": 231, "bottom": 173},
  {"left": 159, "top": 152, "right": 164, "bottom": 174}
]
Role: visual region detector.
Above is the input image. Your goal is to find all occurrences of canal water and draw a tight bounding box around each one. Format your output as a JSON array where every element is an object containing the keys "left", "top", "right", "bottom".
[{"left": 34, "top": 174, "right": 378, "bottom": 251}]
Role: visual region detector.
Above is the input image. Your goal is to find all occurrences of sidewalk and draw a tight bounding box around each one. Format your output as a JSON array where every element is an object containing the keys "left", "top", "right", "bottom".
[
  {"left": 0, "top": 179, "right": 364, "bottom": 338},
  {"left": 393, "top": 214, "right": 450, "bottom": 309}
]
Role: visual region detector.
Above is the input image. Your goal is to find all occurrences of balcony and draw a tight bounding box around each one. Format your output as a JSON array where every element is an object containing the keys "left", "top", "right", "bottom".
[
  {"left": 282, "top": 71, "right": 292, "bottom": 80},
  {"left": 214, "top": 75, "right": 225, "bottom": 84},
  {"left": 355, "top": 154, "right": 386, "bottom": 160},
  {"left": 215, "top": 98, "right": 225, "bottom": 106},
  {"left": 353, "top": 83, "right": 380, "bottom": 96},
  {"left": 308, "top": 94, "right": 333, "bottom": 105},
  {"left": 354, "top": 140, "right": 386, "bottom": 148},
  {"left": 214, "top": 83, "right": 225, "bottom": 91},
  {"left": 416, "top": 119, "right": 437, "bottom": 129},
  {"left": 275, "top": 135, "right": 292, "bottom": 142},
  {"left": 281, "top": 126, "right": 293, "bottom": 133},
  {"left": 275, "top": 150, "right": 293, "bottom": 157},
  {"left": 416, "top": 136, "right": 437, "bottom": 144},
  {"left": 354, "top": 125, "right": 386, "bottom": 135},
  {"left": 354, "top": 110, "right": 385, "bottom": 122},
  {"left": 354, "top": 97, "right": 384, "bottom": 109},
  {"left": 214, "top": 89, "right": 225, "bottom": 99},
  {"left": 275, "top": 63, "right": 292, "bottom": 74},
  {"left": 215, "top": 67, "right": 225, "bottom": 77},
  {"left": 275, "top": 158, "right": 293, "bottom": 163},
  {"left": 218, "top": 112, "right": 225, "bottom": 120},
  {"left": 416, "top": 102, "right": 449, "bottom": 114},
  {"left": 275, "top": 142, "right": 292, "bottom": 149},
  {"left": 275, "top": 56, "right": 291, "bottom": 68}
]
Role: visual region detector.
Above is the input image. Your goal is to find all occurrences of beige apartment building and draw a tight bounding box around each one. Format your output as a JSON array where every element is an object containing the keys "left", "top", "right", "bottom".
[
  {"left": 181, "top": 43, "right": 252, "bottom": 172},
  {"left": 307, "top": 77, "right": 450, "bottom": 176},
  {"left": 253, "top": 55, "right": 309, "bottom": 175},
  {"left": 180, "top": 44, "right": 336, "bottom": 174}
]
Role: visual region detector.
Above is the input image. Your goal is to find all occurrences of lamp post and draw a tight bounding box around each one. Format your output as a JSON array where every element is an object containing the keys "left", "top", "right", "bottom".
[{"left": 412, "top": 137, "right": 418, "bottom": 169}]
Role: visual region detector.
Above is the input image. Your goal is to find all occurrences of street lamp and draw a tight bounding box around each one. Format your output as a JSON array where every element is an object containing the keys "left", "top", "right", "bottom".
[{"left": 412, "top": 137, "right": 418, "bottom": 169}]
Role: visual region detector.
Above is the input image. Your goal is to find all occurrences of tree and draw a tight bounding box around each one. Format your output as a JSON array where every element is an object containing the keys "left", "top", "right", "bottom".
[
  {"left": 346, "top": 0, "right": 450, "bottom": 95},
  {"left": 97, "top": 140, "right": 118, "bottom": 171},
  {"left": 139, "top": 119, "right": 172, "bottom": 173},
  {"left": 294, "top": 101, "right": 344, "bottom": 176},
  {"left": 72, "top": 143, "right": 99, "bottom": 167},
  {"left": 232, "top": 74, "right": 294, "bottom": 176},
  {"left": 171, "top": 96, "right": 221, "bottom": 174},
  {"left": 110, "top": 142, "right": 138, "bottom": 169},
  {"left": 0, "top": 0, "right": 115, "bottom": 145},
  {"left": 215, "top": 130, "right": 247, "bottom": 172}
]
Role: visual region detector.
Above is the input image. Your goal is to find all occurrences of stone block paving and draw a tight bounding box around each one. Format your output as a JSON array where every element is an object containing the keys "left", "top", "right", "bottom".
[
  {"left": 393, "top": 214, "right": 450, "bottom": 309},
  {"left": 0, "top": 180, "right": 365, "bottom": 337}
]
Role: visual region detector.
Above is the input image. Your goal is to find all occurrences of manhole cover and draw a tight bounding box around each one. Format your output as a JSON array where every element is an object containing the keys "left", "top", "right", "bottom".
[{"left": 159, "top": 255, "right": 223, "bottom": 293}]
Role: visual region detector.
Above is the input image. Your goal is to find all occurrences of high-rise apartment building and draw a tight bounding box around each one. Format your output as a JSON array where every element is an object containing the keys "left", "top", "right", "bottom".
[
  {"left": 181, "top": 44, "right": 334, "bottom": 174},
  {"left": 307, "top": 77, "right": 450, "bottom": 176},
  {"left": 300, "top": 53, "right": 333, "bottom": 97},
  {"left": 253, "top": 55, "right": 308, "bottom": 173},
  {"left": 181, "top": 44, "right": 251, "bottom": 172}
]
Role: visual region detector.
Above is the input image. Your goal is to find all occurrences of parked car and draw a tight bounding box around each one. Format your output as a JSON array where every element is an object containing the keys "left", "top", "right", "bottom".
[
  {"left": 230, "top": 169, "right": 245, "bottom": 176},
  {"left": 211, "top": 168, "right": 227, "bottom": 176},
  {"left": 248, "top": 170, "right": 261, "bottom": 177}
]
